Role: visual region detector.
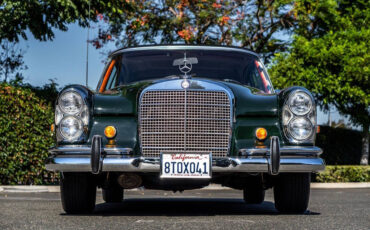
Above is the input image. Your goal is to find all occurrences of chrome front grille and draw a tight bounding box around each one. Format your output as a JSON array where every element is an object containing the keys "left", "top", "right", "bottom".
[{"left": 139, "top": 90, "right": 231, "bottom": 158}]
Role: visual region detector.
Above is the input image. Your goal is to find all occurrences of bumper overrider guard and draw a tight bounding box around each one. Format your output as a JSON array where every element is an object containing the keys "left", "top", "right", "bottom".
[{"left": 46, "top": 135, "right": 325, "bottom": 174}]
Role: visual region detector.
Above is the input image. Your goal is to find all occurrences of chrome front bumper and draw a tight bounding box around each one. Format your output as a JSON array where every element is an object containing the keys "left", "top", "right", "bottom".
[{"left": 46, "top": 145, "right": 325, "bottom": 174}]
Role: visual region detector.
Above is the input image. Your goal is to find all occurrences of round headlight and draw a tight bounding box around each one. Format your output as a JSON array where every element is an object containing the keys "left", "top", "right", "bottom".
[
  {"left": 59, "top": 116, "right": 83, "bottom": 141},
  {"left": 288, "top": 91, "right": 312, "bottom": 116},
  {"left": 288, "top": 117, "right": 313, "bottom": 140},
  {"left": 58, "top": 91, "right": 84, "bottom": 114}
]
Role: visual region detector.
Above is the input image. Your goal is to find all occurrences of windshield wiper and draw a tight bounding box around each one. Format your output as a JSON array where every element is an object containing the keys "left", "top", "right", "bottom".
[
  {"left": 163, "top": 75, "right": 180, "bottom": 79},
  {"left": 223, "top": 78, "right": 242, "bottom": 84}
]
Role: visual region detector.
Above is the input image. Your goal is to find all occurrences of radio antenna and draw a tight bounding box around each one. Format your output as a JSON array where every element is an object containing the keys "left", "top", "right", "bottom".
[{"left": 85, "top": 0, "right": 91, "bottom": 88}]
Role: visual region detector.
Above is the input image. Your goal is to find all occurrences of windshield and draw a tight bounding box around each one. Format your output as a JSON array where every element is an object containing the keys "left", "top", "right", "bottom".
[{"left": 102, "top": 49, "right": 273, "bottom": 93}]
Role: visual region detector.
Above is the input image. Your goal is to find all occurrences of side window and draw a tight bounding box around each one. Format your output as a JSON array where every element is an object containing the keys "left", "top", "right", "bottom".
[
  {"left": 244, "top": 64, "right": 264, "bottom": 90},
  {"left": 244, "top": 61, "right": 272, "bottom": 93}
]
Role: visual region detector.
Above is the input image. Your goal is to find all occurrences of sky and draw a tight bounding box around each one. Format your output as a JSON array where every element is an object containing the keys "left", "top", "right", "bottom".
[
  {"left": 19, "top": 24, "right": 108, "bottom": 89},
  {"left": 17, "top": 23, "right": 347, "bottom": 127}
]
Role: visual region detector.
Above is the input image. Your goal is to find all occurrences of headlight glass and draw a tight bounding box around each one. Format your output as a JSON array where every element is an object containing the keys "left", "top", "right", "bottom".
[
  {"left": 58, "top": 91, "right": 84, "bottom": 114},
  {"left": 288, "top": 117, "right": 313, "bottom": 140},
  {"left": 60, "top": 116, "right": 83, "bottom": 141},
  {"left": 288, "top": 92, "right": 312, "bottom": 116}
]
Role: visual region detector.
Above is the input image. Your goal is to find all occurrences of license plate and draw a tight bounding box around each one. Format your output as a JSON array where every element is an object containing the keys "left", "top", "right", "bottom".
[{"left": 161, "top": 153, "right": 211, "bottom": 178}]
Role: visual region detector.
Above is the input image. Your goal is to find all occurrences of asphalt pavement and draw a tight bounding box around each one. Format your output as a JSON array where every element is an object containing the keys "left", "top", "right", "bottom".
[{"left": 0, "top": 188, "right": 369, "bottom": 230}]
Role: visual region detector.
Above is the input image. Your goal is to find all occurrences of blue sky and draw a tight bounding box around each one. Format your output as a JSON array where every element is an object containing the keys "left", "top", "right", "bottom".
[
  {"left": 17, "top": 23, "right": 347, "bottom": 126},
  {"left": 19, "top": 23, "right": 108, "bottom": 89}
]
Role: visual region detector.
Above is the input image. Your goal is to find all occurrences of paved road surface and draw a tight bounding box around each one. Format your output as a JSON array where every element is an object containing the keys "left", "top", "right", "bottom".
[{"left": 0, "top": 188, "right": 369, "bottom": 230}]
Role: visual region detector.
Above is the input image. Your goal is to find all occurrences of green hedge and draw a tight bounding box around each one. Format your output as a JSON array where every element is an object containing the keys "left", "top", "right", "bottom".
[
  {"left": 0, "top": 83, "right": 57, "bottom": 185},
  {"left": 315, "top": 166, "right": 370, "bottom": 182}
]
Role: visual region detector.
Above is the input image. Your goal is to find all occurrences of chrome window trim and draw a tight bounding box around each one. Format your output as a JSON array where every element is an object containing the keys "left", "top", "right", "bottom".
[
  {"left": 138, "top": 79, "right": 234, "bottom": 158},
  {"left": 110, "top": 45, "right": 259, "bottom": 58}
]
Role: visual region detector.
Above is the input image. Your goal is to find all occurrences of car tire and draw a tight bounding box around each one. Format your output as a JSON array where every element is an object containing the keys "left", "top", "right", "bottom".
[
  {"left": 273, "top": 173, "right": 310, "bottom": 213},
  {"left": 60, "top": 173, "right": 96, "bottom": 214},
  {"left": 102, "top": 187, "right": 124, "bottom": 203},
  {"left": 243, "top": 187, "right": 265, "bottom": 204}
]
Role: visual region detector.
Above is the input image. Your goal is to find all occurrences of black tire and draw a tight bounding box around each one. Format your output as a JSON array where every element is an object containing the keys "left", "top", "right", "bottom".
[
  {"left": 102, "top": 187, "right": 124, "bottom": 203},
  {"left": 243, "top": 188, "right": 265, "bottom": 204},
  {"left": 273, "top": 173, "right": 310, "bottom": 213},
  {"left": 60, "top": 173, "right": 96, "bottom": 214}
]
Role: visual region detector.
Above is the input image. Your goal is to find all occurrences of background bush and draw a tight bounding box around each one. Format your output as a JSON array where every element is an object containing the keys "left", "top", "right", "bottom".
[
  {"left": 316, "top": 126, "right": 363, "bottom": 165},
  {"left": 0, "top": 83, "right": 57, "bottom": 185},
  {"left": 315, "top": 166, "right": 370, "bottom": 182}
]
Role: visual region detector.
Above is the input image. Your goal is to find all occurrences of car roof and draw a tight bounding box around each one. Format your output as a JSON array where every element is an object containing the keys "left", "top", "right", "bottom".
[{"left": 109, "top": 45, "right": 260, "bottom": 58}]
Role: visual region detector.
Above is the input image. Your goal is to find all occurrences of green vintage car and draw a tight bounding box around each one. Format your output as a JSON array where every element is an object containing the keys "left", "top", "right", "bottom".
[{"left": 46, "top": 45, "right": 325, "bottom": 214}]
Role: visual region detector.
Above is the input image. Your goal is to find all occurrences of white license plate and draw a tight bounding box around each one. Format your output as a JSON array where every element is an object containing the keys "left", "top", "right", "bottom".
[{"left": 161, "top": 153, "right": 211, "bottom": 178}]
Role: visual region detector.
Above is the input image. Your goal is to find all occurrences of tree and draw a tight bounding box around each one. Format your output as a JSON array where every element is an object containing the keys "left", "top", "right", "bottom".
[
  {"left": 0, "top": 0, "right": 134, "bottom": 82},
  {"left": 270, "top": 0, "right": 369, "bottom": 164},
  {"left": 0, "top": 40, "right": 26, "bottom": 82},
  {"left": 92, "top": 0, "right": 303, "bottom": 61},
  {"left": 0, "top": 0, "right": 133, "bottom": 43}
]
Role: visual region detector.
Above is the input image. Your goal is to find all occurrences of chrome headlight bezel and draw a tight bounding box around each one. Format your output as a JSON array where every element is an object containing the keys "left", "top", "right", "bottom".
[
  {"left": 55, "top": 88, "right": 90, "bottom": 142},
  {"left": 282, "top": 89, "right": 316, "bottom": 144}
]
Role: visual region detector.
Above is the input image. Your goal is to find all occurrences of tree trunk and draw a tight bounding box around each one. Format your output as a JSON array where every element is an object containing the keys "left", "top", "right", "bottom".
[{"left": 360, "top": 122, "right": 369, "bottom": 165}]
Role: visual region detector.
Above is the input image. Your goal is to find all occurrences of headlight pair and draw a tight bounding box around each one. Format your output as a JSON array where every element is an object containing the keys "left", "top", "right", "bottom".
[
  {"left": 283, "top": 90, "right": 316, "bottom": 142},
  {"left": 55, "top": 90, "right": 89, "bottom": 142}
]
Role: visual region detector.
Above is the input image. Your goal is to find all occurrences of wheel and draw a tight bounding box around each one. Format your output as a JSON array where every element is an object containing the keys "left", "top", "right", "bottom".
[
  {"left": 102, "top": 187, "right": 124, "bottom": 203},
  {"left": 243, "top": 187, "right": 265, "bottom": 204},
  {"left": 243, "top": 175, "right": 265, "bottom": 204},
  {"left": 60, "top": 173, "right": 96, "bottom": 214},
  {"left": 273, "top": 173, "right": 310, "bottom": 213}
]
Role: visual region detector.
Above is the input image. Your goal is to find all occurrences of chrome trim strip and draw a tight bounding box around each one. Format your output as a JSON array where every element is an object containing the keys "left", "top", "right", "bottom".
[
  {"left": 239, "top": 146, "right": 323, "bottom": 156},
  {"left": 45, "top": 156, "right": 325, "bottom": 173},
  {"left": 184, "top": 88, "right": 187, "bottom": 151},
  {"left": 141, "top": 132, "right": 230, "bottom": 135},
  {"left": 142, "top": 147, "right": 229, "bottom": 150},
  {"left": 49, "top": 146, "right": 133, "bottom": 155},
  {"left": 110, "top": 45, "right": 259, "bottom": 58}
]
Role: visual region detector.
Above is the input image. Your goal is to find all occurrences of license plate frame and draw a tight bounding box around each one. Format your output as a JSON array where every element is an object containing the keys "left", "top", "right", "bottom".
[{"left": 160, "top": 152, "right": 212, "bottom": 179}]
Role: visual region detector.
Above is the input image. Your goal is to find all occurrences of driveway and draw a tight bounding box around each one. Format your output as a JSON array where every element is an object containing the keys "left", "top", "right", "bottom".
[{"left": 0, "top": 188, "right": 369, "bottom": 230}]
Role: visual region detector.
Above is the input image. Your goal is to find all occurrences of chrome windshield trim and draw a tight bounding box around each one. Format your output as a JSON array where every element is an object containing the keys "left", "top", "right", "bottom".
[{"left": 110, "top": 45, "right": 259, "bottom": 58}]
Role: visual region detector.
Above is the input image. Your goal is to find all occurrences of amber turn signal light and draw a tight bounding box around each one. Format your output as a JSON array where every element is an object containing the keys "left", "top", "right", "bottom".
[
  {"left": 104, "top": 126, "right": 117, "bottom": 139},
  {"left": 256, "top": 127, "right": 267, "bottom": 141}
]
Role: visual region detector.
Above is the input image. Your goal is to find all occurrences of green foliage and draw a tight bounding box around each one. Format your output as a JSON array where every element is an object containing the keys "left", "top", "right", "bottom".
[
  {"left": 92, "top": 0, "right": 301, "bottom": 61},
  {"left": 316, "top": 165, "right": 370, "bottom": 182},
  {"left": 0, "top": 83, "right": 57, "bottom": 185},
  {"left": 0, "top": 0, "right": 130, "bottom": 42},
  {"left": 9, "top": 76, "right": 59, "bottom": 107},
  {"left": 316, "top": 126, "right": 362, "bottom": 165},
  {"left": 0, "top": 40, "right": 26, "bottom": 82},
  {"left": 269, "top": 1, "right": 369, "bottom": 164}
]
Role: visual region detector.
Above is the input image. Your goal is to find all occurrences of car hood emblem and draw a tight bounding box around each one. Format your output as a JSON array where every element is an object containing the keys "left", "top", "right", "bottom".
[
  {"left": 173, "top": 53, "right": 198, "bottom": 78},
  {"left": 179, "top": 58, "right": 192, "bottom": 74}
]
